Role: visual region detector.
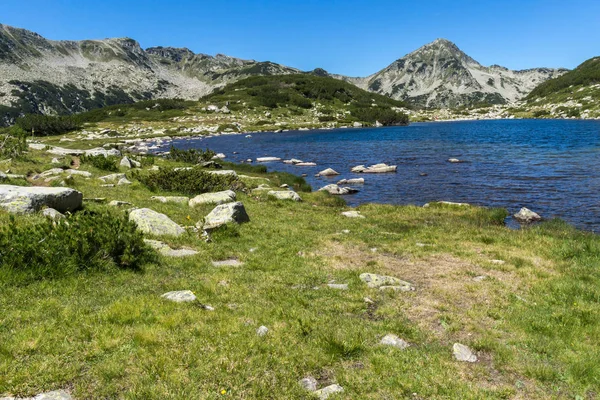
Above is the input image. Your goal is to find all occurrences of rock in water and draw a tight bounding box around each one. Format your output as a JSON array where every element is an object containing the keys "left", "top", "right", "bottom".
[
  {"left": 453, "top": 343, "right": 477, "bottom": 362},
  {"left": 267, "top": 190, "right": 302, "bottom": 202},
  {"left": 256, "top": 157, "right": 281, "bottom": 162},
  {"left": 318, "top": 184, "right": 359, "bottom": 195},
  {"left": 298, "top": 377, "right": 318, "bottom": 392},
  {"left": 150, "top": 196, "right": 190, "bottom": 205},
  {"left": 337, "top": 178, "right": 365, "bottom": 185},
  {"left": 129, "top": 208, "right": 186, "bottom": 236},
  {"left": 202, "top": 201, "right": 250, "bottom": 230},
  {"left": 315, "top": 384, "right": 344, "bottom": 399},
  {"left": 189, "top": 190, "right": 236, "bottom": 207},
  {"left": 359, "top": 273, "right": 414, "bottom": 291},
  {"left": 513, "top": 207, "right": 542, "bottom": 223},
  {"left": 380, "top": 334, "right": 410, "bottom": 349},
  {"left": 0, "top": 185, "right": 83, "bottom": 214},
  {"left": 318, "top": 168, "right": 340, "bottom": 176},
  {"left": 161, "top": 290, "right": 196, "bottom": 303}
]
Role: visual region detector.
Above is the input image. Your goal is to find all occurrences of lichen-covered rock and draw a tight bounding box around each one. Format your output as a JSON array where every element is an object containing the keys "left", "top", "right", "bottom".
[
  {"left": 201, "top": 201, "right": 250, "bottom": 230},
  {"left": 161, "top": 290, "right": 196, "bottom": 303},
  {"left": 513, "top": 207, "right": 542, "bottom": 223},
  {"left": 0, "top": 185, "right": 82, "bottom": 214},
  {"left": 359, "top": 273, "right": 414, "bottom": 290},
  {"left": 267, "top": 190, "right": 302, "bottom": 202},
  {"left": 0, "top": 389, "right": 73, "bottom": 400},
  {"left": 41, "top": 207, "right": 65, "bottom": 220},
  {"left": 315, "top": 384, "right": 344, "bottom": 399},
  {"left": 189, "top": 190, "right": 236, "bottom": 207},
  {"left": 453, "top": 343, "right": 477, "bottom": 362},
  {"left": 151, "top": 196, "right": 190, "bottom": 205},
  {"left": 144, "top": 239, "right": 198, "bottom": 257},
  {"left": 380, "top": 334, "right": 410, "bottom": 349},
  {"left": 129, "top": 208, "right": 186, "bottom": 236}
]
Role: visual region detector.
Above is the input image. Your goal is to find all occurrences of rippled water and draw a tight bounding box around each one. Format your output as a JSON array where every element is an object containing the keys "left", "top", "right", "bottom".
[{"left": 171, "top": 119, "right": 600, "bottom": 232}]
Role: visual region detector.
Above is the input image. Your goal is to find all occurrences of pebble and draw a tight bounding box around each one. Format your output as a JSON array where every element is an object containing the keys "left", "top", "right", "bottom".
[
  {"left": 380, "top": 334, "right": 410, "bottom": 349},
  {"left": 327, "top": 283, "right": 348, "bottom": 290},
  {"left": 257, "top": 326, "right": 269, "bottom": 336},
  {"left": 161, "top": 290, "right": 196, "bottom": 303}
]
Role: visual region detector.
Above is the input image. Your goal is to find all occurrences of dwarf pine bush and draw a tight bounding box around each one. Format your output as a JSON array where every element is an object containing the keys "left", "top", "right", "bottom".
[{"left": 135, "top": 166, "right": 238, "bottom": 196}]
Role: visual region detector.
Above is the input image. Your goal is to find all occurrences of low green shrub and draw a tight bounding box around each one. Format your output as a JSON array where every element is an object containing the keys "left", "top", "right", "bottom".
[
  {"left": 0, "top": 126, "right": 27, "bottom": 159},
  {"left": 15, "top": 114, "right": 81, "bottom": 136},
  {"left": 166, "top": 146, "right": 215, "bottom": 164},
  {"left": 135, "top": 167, "right": 239, "bottom": 196},
  {"left": 80, "top": 154, "right": 119, "bottom": 171},
  {"left": 0, "top": 210, "right": 155, "bottom": 283}
]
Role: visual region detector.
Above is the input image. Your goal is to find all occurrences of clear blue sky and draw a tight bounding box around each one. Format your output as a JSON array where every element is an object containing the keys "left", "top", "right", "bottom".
[{"left": 2, "top": 0, "right": 598, "bottom": 76}]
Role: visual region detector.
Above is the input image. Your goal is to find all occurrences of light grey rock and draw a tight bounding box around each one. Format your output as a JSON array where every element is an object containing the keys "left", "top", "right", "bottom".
[
  {"left": 205, "top": 169, "right": 238, "bottom": 177},
  {"left": 129, "top": 208, "right": 186, "bottom": 236},
  {"left": 295, "top": 162, "right": 317, "bottom": 166},
  {"left": 256, "top": 157, "right": 281, "bottom": 162},
  {"left": 108, "top": 200, "right": 132, "bottom": 207},
  {"left": 453, "top": 343, "right": 477, "bottom": 362},
  {"left": 490, "top": 259, "right": 505, "bottom": 265},
  {"left": 448, "top": 158, "right": 462, "bottom": 163},
  {"left": 120, "top": 156, "right": 133, "bottom": 168},
  {"left": 117, "top": 177, "right": 132, "bottom": 186},
  {"left": 41, "top": 207, "right": 65, "bottom": 220},
  {"left": 337, "top": 178, "right": 364, "bottom": 185},
  {"left": 318, "top": 184, "right": 359, "bottom": 195},
  {"left": 362, "top": 163, "right": 397, "bottom": 173},
  {"left": 189, "top": 190, "right": 236, "bottom": 207},
  {"left": 472, "top": 275, "right": 487, "bottom": 282},
  {"left": 327, "top": 283, "right": 348, "bottom": 290},
  {"left": 98, "top": 173, "right": 126, "bottom": 183},
  {"left": 212, "top": 259, "right": 244, "bottom": 267},
  {"left": 201, "top": 201, "right": 250, "bottom": 230},
  {"left": 298, "top": 377, "right": 318, "bottom": 392},
  {"left": 379, "top": 285, "right": 414, "bottom": 292},
  {"left": 257, "top": 326, "right": 269, "bottom": 336},
  {"left": 46, "top": 147, "right": 85, "bottom": 156},
  {"left": 252, "top": 184, "right": 271, "bottom": 192},
  {"left": 359, "top": 273, "right": 414, "bottom": 291},
  {"left": 353, "top": 121, "right": 363, "bottom": 128},
  {"left": 513, "top": 207, "right": 542, "bottom": 223},
  {"left": 283, "top": 158, "right": 303, "bottom": 164},
  {"left": 28, "top": 143, "right": 47, "bottom": 150},
  {"left": 65, "top": 169, "right": 92, "bottom": 178},
  {"left": 0, "top": 185, "right": 82, "bottom": 214},
  {"left": 351, "top": 165, "right": 366, "bottom": 173},
  {"left": 341, "top": 210, "right": 364, "bottom": 218},
  {"left": 315, "top": 384, "right": 344, "bottom": 399},
  {"left": 161, "top": 290, "right": 196, "bottom": 303},
  {"left": 151, "top": 196, "right": 190, "bottom": 205},
  {"left": 318, "top": 168, "right": 340, "bottom": 176},
  {"left": 85, "top": 148, "right": 121, "bottom": 157},
  {"left": 143, "top": 239, "right": 199, "bottom": 257},
  {"left": 267, "top": 190, "right": 302, "bottom": 202},
  {"left": 0, "top": 389, "right": 74, "bottom": 400},
  {"left": 380, "top": 334, "right": 410, "bottom": 349}
]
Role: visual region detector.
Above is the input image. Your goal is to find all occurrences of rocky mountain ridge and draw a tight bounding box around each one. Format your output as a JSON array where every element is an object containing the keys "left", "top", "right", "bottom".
[{"left": 0, "top": 24, "right": 568, "bottom": 123}]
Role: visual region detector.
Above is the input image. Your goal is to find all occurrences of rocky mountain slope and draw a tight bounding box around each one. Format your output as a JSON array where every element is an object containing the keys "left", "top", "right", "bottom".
[
  {"left": 348, "top": 39, "right": 568, "bottom": 108},
  {"left": 0, "top": 23, "right": 569, "bottom": 124}
]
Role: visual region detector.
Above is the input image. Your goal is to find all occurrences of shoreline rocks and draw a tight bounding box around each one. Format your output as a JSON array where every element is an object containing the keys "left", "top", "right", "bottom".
[
  {"left": 317, "top": 168, "right": 340, "bottom": 176},
  {"left": 351, "top": 163, "right": 397, "bottom": 173},
  {"left": 318, "top": 184, "right": 359, "bottom": 195},
  {"left": 513, "top": 207, "right": 542, "bottom": 223}
]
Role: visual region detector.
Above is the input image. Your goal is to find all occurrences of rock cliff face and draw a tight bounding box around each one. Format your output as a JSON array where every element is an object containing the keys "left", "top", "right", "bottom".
[
  {"left": 0, "top": 24, "right": 568, "bottom": 123},
  {"left": 348, "top": 39, "right": 568, "bottom": 108}
]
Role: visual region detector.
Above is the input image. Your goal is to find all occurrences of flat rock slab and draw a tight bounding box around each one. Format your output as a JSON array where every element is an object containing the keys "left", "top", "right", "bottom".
[
  {"left": 161, "top": 290, "right": 196, "bottom": 303},
  {"left": 189, "top": 190, "right": 236, "bottom": 207},
  {"left": 318, "top": 184, "right": 359, "bottom": 195},
  {"left": 1, "top": 390, "right": 73, "bottom": 400},
  {"left": 129, "top": 208, "right": 186, "bottom": 237},
  {"left": 453, "top": 343, "right": 478, "bottom": 362},
  {"left": 337, "top": 178, "right": 364, "bottom": 185},
  {"left": 315, "top": 384, "right": 344, "bottom": 399},
  {"left": 268, "top": 190, "right": 302, "bottom": 202},
  {"left": 205, "top": 170, "right": 237, "bottom": 177},
  {"left": 256, "top": 157, "right": 281, "bottom": 162},
  {"left": 212, "top": 259, "right": 244, "bottom": 267},
  {"left": 380, "top": 334, "right": 410, "bottom": 349},
  {"left": 151, "top": 196, "right": 190, "bottom": 205},
  {"left": 201, "top": 201, "right": 250, "bottom": 230},
  {"left": 327, "top": 283, "right": 348, "bottom": 290},
  {"left": 98, "top": 173, "right": 126, "bottom": 183},
  {"left": 144, "top": 239, "right": 199, "bottom": 257},
  {"left": 0, "top": 185, "right": 82, "bottom": 214},
  {"left": 341, "top": 210, "right": 364, "bottom": 218},
  {"left": 360, "top": 273, "right": 414, "bottom": 291}
]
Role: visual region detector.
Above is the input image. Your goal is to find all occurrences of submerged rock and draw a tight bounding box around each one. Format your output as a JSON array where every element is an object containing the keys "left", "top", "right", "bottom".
[
  {"left": 0, "top": 185, "right": 82, "bottom": 214},
  {"left": 513, "top": 207, "right": 542, "bottom": 223},
  {"left": 202, "top": 201, "right": 250, "bottom": 230},
  {"left": 189, "top": 190, "right": 236, "bottom": 207},
  {"left": 129, "top": 208, "right": 186, "bottom": 236}
]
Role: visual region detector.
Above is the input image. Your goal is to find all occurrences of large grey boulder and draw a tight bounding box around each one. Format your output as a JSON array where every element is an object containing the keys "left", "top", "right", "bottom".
[
  {"left": 189, "top": 190, "right": 236, "bottom": 207},
  {"left": 268, "top": 190, "right": 302, "bottom": 202},
  {"left": 129, "top": 208, "right": 186, "bottom": 236},
  {"left": 201, "top": 201, "right": 250, "bottom": 230},
  {"left": 513, "top": 207, "right": 542, "bottom": 223},
  {"left": 318, "top": 184, "right": 359, "bottom": 195},
  {"left": 0, "top": 185, "right": 82, "bottom": 214}
]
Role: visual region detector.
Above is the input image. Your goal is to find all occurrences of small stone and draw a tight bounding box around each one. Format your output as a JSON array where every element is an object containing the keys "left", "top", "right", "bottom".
[
  {"left": 42, "top": 207, "right": 65, "bottom": 220},
  {"left": 108, "top": 200, "right": 132, "bottom": 207},
  {"left": 380, "top": 334, "right": 410, "bottom": 349},
  {"left": 379, "top": 285, "right": 414, "bottom": 292},
  {"left": 257, "top": 326, "right": 269, "bottom": 336},
  {"left": 327, "top": 283, "right": 348, "bottom": 290},
  {"left": 212, "top": 259, "right": 244, "bottom": 267},
  {"left": 364, "top": 297, "right": 374, "bottom": 304},
  {"left": 490, "top": 259, "right": 506, "bottom": 265},
  {"left": 472, "top": 275, "right": 487, "bottom": 282},
  {"left": 360, "top": 273, "right": 414, "bottom": 290},
  {"left": 448, "top": 158, "right": 463, "bottom": 163},
  {"left": 117, "top": 177, "right": 132, "bottom": 186},
  {"left": 453, "top": 343, "right": 477, "bottom": 362},
  {"left": 341, "top": 229, "right": 350, "bottom": 234},
  {"left": 202, "top": 304, "right": 215, "bottom": 311},
  {"left": 298, "top": 376, "right": 318, "bottom": 392},
  {"left": 341, "top": 210, "right": 364, "bottom": 218},
  {"left": 161, "top": 290, "right": 196, "bottom": 303},
  {"left": 315, "top": 384, "right": 344, "bottom": 399}
]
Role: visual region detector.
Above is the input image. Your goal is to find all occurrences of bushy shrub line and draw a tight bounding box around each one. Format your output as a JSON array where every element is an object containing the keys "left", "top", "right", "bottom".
[
  {"left": 135, "top": 166, "right": 239, "bottom": 196},
  {"left": 80, "top": 154, "right": 119, "bottom": 171},
  {"left": 166, "top": 146, "right": 215, "bottom": 164}
]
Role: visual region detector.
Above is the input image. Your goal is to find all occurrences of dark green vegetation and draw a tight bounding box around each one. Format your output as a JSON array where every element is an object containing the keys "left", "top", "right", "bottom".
[
  {"left": 80, "top": 154, "right": 119, "bottom": 172},
  {"left": 166, "top": 146, "right": 215, "bottom": 164},
  {"left": 527, "top": 57, "right": 600, "bottom": 99},
  {"left": 205, "top": 75, "right": 410, "bottom": 126},
  {"left": 135, "top": 167, "right": 239, "bottom": 196},
  {"left": 0, "top": 210, "right": 154, "bottom": 284},
  {"left": 0, "top": 126, "right": 27, "bottom": 159}
]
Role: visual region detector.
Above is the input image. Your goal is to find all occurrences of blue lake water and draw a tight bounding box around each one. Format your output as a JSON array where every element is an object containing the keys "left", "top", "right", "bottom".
[{"left": 170, "top": 119, "right": 600, "bottom": 232}]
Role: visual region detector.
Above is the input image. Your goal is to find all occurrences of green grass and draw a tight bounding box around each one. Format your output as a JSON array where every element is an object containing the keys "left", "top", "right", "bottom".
[{"left": 0, "top": 148, "right": 598, "bottom": 399}]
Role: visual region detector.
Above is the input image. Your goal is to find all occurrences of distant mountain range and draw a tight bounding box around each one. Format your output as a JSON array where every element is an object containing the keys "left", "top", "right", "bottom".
[{"left": 0, "top": 23, "right": 569, "bottom": 124}]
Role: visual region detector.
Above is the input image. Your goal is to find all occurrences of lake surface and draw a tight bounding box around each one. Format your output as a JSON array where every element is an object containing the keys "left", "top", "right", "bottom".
[{"left": 170, "top": 119, "right": 600, "bottom": 232}]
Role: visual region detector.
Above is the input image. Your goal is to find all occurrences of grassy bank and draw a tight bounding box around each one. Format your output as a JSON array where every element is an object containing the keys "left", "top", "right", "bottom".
[{"left": 0, "top": 143, "right": 599, "bottom": 399}]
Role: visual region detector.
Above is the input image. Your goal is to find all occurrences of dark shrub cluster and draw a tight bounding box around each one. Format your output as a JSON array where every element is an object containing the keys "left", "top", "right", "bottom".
[
  {"left": 0, "top": 126, "right": 27, "bottom": 159},
  {"left": 166, "top": 146, "right": 216, "bottom": 164},
  {"left": 80, "top": 154, "right": 119, "bottom": 171},
  {"left": 135, "top": 167, "right": 239, "bottom": 196},
  {"left": 0, "top": 210, "right": 155, "bottom": 283}
]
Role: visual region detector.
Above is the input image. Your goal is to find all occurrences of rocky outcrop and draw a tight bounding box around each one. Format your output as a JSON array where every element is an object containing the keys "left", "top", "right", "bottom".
[
  {"left": 129, "top": 208, "right": 186, "bottom": 236},
  {"left": 201, "top": 201, "right": 250, "bottom": 230},
  {"left": 0, "top": 185, "right": 82, "bottom": 214}
]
